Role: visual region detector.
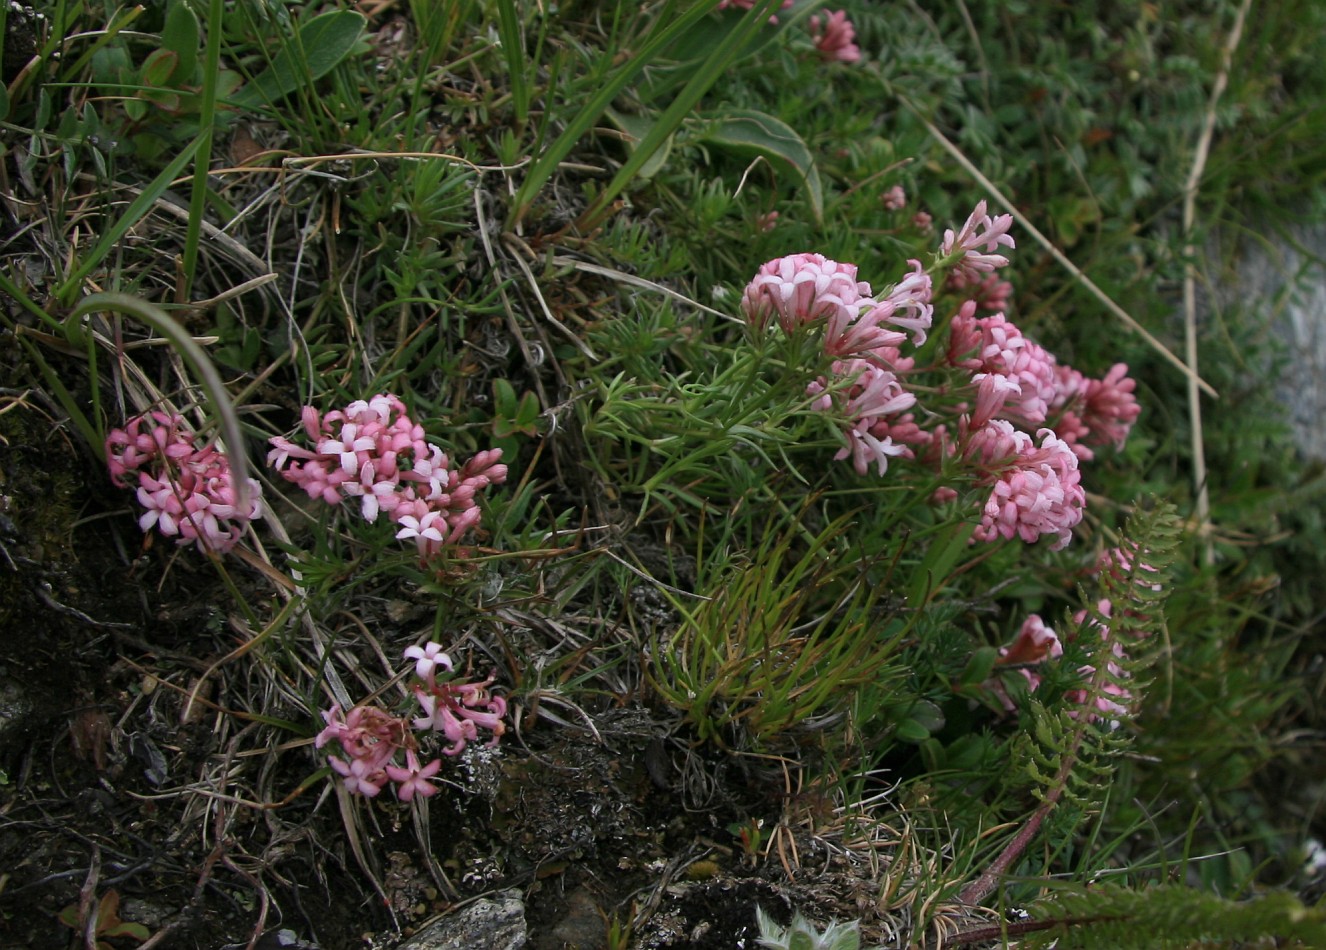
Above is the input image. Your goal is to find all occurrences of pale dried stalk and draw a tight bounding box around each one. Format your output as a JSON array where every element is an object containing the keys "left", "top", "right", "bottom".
[{"left": 1183, "top": 0, "right": 1253, "bottom": 564}]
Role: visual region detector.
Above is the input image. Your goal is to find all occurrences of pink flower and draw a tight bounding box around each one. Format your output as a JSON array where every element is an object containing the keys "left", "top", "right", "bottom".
[
  {"left": 948, "top": 271, "right": 1013, "bottom": 313},
  {"left": 838, "top": 422, "right": 908, "bottom": 477},
  {"left": 809, "top": 11, "right": 861, "bottom": 64},
  {"left": 1080, "top": 364, "right": 1140, "bottom": 451},
  {"left": 741, "top": 253, "right": 873, "bottom": 334},
  {"left": 968, "top": 426, "right": 1085, "bottom": 550},
  {"left": 716, "top": 0, "right": 793, "bottom": 22},
  {"left": 998, "top": 615, "right": 1064, "bottom": 667},
  {"left": 385, "top": 749, "right": 442, "bottom": 802},
  {"left": 107, "top": 414, "right": 262, "bottom": 554},
  {"left": 329, "top": 755, "right": 388, "bottom": 798},
  {"left": 882, "top": 185, "right": 907, "bottom": 211},
  {"left": 809, "top": 360, "right": 919, "bottom": 476},
  {"left": 988, "top": 614, "right": 1063, "bottom": 711},
  {"left": 970, "top": 373, "right": 1023, "bottom": 429},
  {"left": 268, "top": 394, "right": 507, "bottom": 557},
  {"left": 870, "top": 259, "right": 933, "bottom": 347},
  {"left": 317, "top": 704, "right": 407, "bottom": 773},
  {"left": 413, "top": 678, "right": 508, "bottom": 756},
  {"left": 404, "top": 642, "right": 453, "bottom": 683},
  {"left": 912, "top": 211, "right": 933, "bottom": 234},
  {"left": 940, "top": 200, "right": 1016, "bottom": 280},
  {"left": 949, "top": 311, "right": 1057, "bottom": 426}
]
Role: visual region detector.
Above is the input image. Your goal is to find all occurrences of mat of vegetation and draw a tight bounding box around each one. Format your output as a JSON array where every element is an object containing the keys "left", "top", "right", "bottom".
[{"left": 3, "top": 2, "right": 1326, "bottom": 948}]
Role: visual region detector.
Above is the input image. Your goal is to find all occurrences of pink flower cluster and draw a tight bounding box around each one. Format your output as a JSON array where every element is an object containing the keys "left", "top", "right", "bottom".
[
  {"left": 940, "top": 200, "right": 1016, "bottom": 282},
  {"left": 810, "top": 11, "right": 861, "bottom": 63},
  {"left": 316, "top": 643, "right": 507, "bottom": 801},
  {"left": 106, "top": 412, "right": 262, "bottom": 554},
  {"left": 985, "top": 606, "right": 1135, "bottom": 726},
  {"left": 742, "top": 253, "right": 934, "bottom": 477},
  {"left": 737, "top": 201, "right": 1142, "bottom": 553},
  {"left": 963, "top": 421, "right": 1085, "bottom": 551},
  {"left": 714, "top": 2, "right": 860, "bottom": 63},
  {"left": 267, "top": 394, "right": 507, "bottom": 557},
  {"left": 988, "top": 614, "right": 1062, "bottom": 712}
]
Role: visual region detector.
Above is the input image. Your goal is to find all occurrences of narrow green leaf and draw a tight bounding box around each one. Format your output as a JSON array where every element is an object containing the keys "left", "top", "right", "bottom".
[
  {"left": 510, "top": 0, "right": 726, "bottom": 226},
  {"left": 55, "top": 135, "right": 205, "bottom": 302},
  {"left": 495, "top": 0, "right": 530, "bottom": 127},
  {"left": 579, "top": 0, "right": 785, "bottom": 229}
]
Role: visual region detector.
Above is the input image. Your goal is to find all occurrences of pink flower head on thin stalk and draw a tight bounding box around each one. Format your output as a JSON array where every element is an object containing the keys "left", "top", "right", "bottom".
[
  {"left": 106, "top": 412, "right": 262, "bottom": 555},
  {"left": 941, "top": 200, "right": 1016, "bottom": 281},
  {"left": 966, "top": 422, "right": 1085, "bottom": 551},
  {"left": 318, "top": 646, "right": 506, "bottom": 799},
  {"left": 716, "top": 0, "right": 793, "bottom": 23},
  {"left": 869, "top": 259, "right": 934, "bottom": 348},
  {"left": 988, "top": 614, "right": 1063, "bottom": 711},
  {"left": 267, "top": 394, "right": 507, "bottom": 558},
  {"left": 809, "top": 10, "right": 861, "bottom": 63},
  {"left": 741, "top": 253, "right": 873, "bottom": 334},
  {"left": 882, "top": 185, "right": 907, "bottom": 212}
]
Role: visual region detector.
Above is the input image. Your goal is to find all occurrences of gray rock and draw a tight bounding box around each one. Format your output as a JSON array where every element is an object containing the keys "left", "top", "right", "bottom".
[
  {"left": 1221, "top": 223, "right": 1326, "bottom": 460},
  {"left": 394, "top": 890, "right": 527, "bottom": 950},
  {"left": 0, "top": 675, "right": 33, "bottom": 745}
]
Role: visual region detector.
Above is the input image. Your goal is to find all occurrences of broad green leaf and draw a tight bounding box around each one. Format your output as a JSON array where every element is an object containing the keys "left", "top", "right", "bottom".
[
  {"left": 695, "top": 108, "right": 823, "bottom": 223},
  {"left": 231, "top": 10, "right": 366, "bottom": 107},
  {"left": 160, "top": 2, "right": 200, "bottom": 79},
  {"left": 604, "top": 107, "right": 674, "bottom": 181},
  {"left": 141, "top": 48, "right": 178, "bottom": 87},
  {"left": 960, "top": 646, "right": 1000, "bottom": 685}
]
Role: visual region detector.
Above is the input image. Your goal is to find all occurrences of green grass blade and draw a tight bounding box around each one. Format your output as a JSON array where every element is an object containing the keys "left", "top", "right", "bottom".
[
  {"left": 495, "top": 0, "right": 530, "bottom": 129},
  {"left": 578, "top": 0, "right": 786, "bottom": 230},
  {"left": 181, "top": 0, "right": 224, "bottom": 298},
  {"left": 54, "top": 135, "right": 204, "bottom": 303},
  {"left": 66, "top": 292, "right": 253, "bottom": 511},
  {"left": 509, "top": 0, "right": 725, "bottom": 227}
]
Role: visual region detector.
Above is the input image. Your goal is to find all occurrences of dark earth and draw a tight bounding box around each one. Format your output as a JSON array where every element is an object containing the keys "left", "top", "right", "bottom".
[{"left": 0, "top": 351, "right": 966, "bottom": 949}]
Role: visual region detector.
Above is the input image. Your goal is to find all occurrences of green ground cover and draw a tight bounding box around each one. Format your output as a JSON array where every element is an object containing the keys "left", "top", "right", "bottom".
[{"left": 3, "top": 1, "right": 1326, "bottom": 946}]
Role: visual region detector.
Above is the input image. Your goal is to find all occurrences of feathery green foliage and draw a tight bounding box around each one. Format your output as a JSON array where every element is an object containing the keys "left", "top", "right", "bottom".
[{"left": 1022, "top": 883, "right": 1326, "bottom": 949}]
